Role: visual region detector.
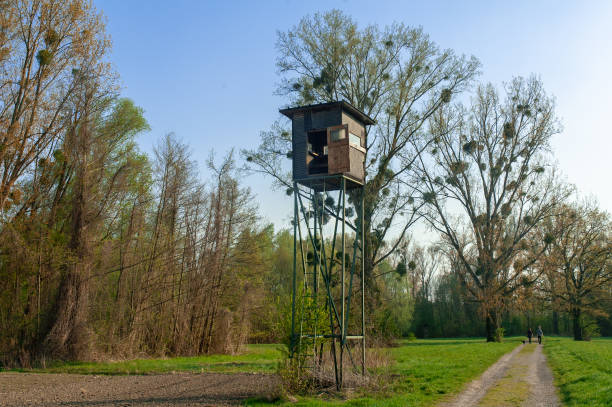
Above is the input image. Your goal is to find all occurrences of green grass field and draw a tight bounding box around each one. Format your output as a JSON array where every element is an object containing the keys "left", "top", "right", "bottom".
[
  {"left": 11, "top": 344, "right": 282, "bottom": 375},
  {"left": 543, "top": 337, "right": 612, "bottom": 407},
  {"left": 249, "top": 338, "right": 519, "bottom": 406}
]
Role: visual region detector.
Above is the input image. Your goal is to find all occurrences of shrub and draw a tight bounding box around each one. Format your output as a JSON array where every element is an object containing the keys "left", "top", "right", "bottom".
[
  {"left": 494, "top": 327, "right": 505, "bottom": 342},
  {"left": 276, "top": 289, "right": 330, "bottom": 394},
  {"left": 582, "top": 316, "right": 601, "bottom": 341}
]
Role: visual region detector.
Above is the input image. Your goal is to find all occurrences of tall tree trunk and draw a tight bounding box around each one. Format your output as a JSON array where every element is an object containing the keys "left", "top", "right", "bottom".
[
  {"left": 552, "top": 310, "right": 559, "bottom": 335},
  {"left": 357, "top": 195, "right": 378, "bottom": 303},
  {"left": 572, "top": 307, "right": 582, "bottom": 341},
  {"left": 485, "top": 312, "right": 499, "bottom": 342},
  {"left": 526, "top": 311, "right": 531, "bottom": 332},
  {"left": 44, "top": 144, "right": 90, "bottom": 358}
]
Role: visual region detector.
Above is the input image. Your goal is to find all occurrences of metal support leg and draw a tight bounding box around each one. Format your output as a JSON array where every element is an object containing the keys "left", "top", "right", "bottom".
[
  {"left": 291, "top": 182, "right": 297, "bottom": 358},
  {"left": 312, "top": 193, "right": 318, "bottom": 362},
  {"left": 290, "top": 175, "right": 366, "bottom": 390},
  {"left": 361, "top": 188, "right": 366, "bottom": 375},
  {"left": 340, "top": 177, "right": 346, "bottom": 389}
]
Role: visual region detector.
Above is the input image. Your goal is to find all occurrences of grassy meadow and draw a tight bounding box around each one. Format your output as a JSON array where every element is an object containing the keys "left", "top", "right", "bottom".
[
  {"left": 249, "top": 338, "right": 519, "bottom": 406},
  {"left": 543, "top": 337, "right": 612, "bottom": 407}
]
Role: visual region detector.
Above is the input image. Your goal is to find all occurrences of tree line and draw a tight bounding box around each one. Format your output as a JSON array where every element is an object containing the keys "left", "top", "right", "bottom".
[
  {"left": 245, "top": 10, "right": 611, "bottom": 343},
  {"left": 0, "top": 3, "right": 610, "bottom": 366},
  {"left": 0, "top": 0, "right": 285, "bottom": 366}
]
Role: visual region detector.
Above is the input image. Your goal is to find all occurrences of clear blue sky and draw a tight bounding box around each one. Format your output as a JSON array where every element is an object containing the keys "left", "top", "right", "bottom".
[{"left": 96, "top": 0, "right": 612, "bottom": 230}]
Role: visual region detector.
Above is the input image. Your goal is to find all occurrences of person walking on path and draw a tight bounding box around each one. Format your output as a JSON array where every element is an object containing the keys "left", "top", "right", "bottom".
[
  {"left": 537, "top": 326, "right": 543, "bottom": 344},
  {"left": 527, "top": 327, "right": 533, "bottom": 344}
]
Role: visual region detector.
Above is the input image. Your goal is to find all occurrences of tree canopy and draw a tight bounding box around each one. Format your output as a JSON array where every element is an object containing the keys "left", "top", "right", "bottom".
[
  {"left": 412, "top": 76, "right": 570, "bottom": 340},
  {"left": 244, "top": 10, "right": 480, "bottom": 294}
]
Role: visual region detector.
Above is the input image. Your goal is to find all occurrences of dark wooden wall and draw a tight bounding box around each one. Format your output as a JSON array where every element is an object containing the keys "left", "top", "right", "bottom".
[
  {"left": 292, "top": 106, "right": 342, "bottom": 181},
  {"left": 291, "top": 105, "right": 367, "bottom": 184}
]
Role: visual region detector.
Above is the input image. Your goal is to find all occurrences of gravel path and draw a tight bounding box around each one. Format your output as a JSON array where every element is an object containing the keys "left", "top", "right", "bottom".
[
  {"left": 441, "top": 343, "right": 560, "bottom": 407},
  {"left": 524, "top": 345, "right": 560, "bottom": 407},
  {"left": 440, "top": 343, "right": 524, "bottom": 407},
  {"left": 0, "top": 372, "right": 280, "bottom": 406}
]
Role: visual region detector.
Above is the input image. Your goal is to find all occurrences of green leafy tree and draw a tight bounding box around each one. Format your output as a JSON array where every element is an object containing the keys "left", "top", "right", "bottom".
[{"left": 44, "top": 93, "right": 149, "bottom": 358}]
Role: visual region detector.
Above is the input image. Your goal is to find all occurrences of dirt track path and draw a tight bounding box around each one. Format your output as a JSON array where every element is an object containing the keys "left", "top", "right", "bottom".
[
  {"left": 0, "top": 372, "right": 280, "bottom": 406},
  {"left": 441, "top": 343, "right": 560, "bottom": 407}
]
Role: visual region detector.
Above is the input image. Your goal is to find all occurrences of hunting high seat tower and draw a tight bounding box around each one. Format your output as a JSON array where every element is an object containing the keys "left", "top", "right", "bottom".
[{"left": 280, "top": 101, "right": 374, "bottom": 390}]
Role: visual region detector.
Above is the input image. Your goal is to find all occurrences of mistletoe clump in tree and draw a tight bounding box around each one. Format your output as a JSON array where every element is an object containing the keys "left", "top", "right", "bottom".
[
  {"left": 243, "top": 10, "right": 480, "bottom": 301},
  {"left": 413, "top": 76, "right": 569, "bottom": 341}
]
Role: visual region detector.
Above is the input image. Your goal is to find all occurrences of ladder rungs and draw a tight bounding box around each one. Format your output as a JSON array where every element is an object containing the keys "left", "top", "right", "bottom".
[{"left": 299, "top": 334, "right": 342, "bottom": 339}]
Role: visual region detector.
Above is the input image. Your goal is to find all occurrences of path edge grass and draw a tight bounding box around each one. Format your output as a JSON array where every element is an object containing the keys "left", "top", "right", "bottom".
[{"left": 543, "top": 337, "right": 612, "bottom": 407}]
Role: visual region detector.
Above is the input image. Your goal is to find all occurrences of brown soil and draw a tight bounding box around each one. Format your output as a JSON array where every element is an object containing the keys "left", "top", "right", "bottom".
[{"left": 0, "top": 372, "right": 280, "bottom": 406}]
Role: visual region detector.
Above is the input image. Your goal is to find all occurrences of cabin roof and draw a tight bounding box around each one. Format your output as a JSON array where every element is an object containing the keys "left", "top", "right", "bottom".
[{"left": 279, "top": 101, "right": 376, "bottom": 126}]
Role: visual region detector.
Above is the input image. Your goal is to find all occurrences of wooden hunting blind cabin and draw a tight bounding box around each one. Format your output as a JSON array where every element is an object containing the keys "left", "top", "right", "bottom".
[
  {"left": 279, "top": 101, "right": 375, "bottom": 190},
  {"left": 281, "top": 101, "right": 374, "bottom": 390}
]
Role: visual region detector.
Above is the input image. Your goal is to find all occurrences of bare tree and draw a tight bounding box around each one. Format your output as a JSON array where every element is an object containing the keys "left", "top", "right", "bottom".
[
  {"left": 412, "top": 76, "right": 569, "bottom": 341},
  {"left": 544, "top": 201, "right": 612, "bottom": 340},
  {"left": 244, "top": 10, "right": 480, "bottom": 296},
  {"left": 0, "top": 0, "right": 111, "bottom": 213}
]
